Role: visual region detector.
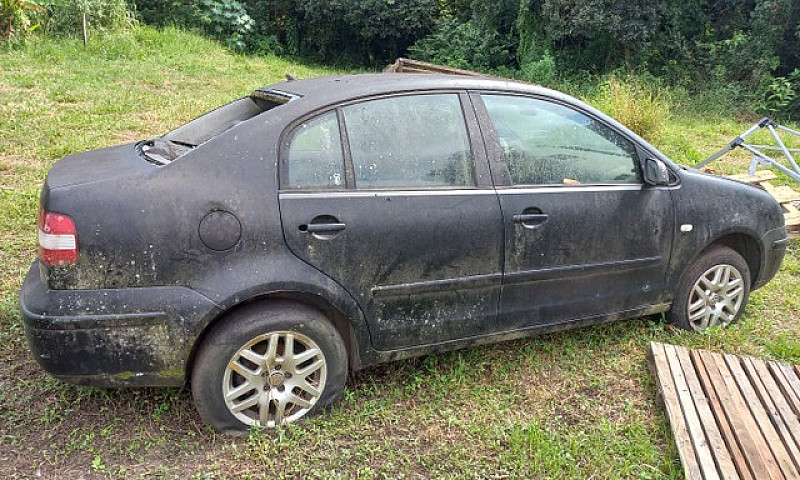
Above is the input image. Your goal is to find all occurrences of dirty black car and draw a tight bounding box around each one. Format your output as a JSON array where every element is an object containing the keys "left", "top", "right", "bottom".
[{"left": 21, "top": 74, "right": 788, "bottom": 432}]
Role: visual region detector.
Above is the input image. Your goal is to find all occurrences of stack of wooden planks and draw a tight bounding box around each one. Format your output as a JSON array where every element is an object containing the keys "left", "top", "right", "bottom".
[
  {"left": 383, "top": 58, "right": 484, "bottom": 76},
  {"left": 648, "top": 342, "right": 800, "bottom": 480},
  {"left": 724, "top": 170, "right": 800, "bottom": 239}
]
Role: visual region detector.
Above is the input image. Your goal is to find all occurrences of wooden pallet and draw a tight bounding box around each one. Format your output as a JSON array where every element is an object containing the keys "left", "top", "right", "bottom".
[
  {"left": 648, "top": 342, "right": 800, "bottom": 480},
  {"left": 724, "top": 171, "right": 800, "bottom": 239}
]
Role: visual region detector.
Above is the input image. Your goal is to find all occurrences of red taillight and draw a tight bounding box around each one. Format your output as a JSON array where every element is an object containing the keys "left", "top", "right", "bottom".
[{"left": 38, "top": 209, "right": 78, "bottom": 266}]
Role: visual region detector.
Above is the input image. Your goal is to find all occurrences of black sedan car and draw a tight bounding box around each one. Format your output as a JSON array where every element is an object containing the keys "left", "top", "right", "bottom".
[{"left": 21, "top": 74, "right": 788, "bottom": 432}]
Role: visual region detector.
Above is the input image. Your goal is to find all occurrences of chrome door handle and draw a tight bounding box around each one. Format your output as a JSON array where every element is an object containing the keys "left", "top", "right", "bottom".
[
  {"left": 304, "top": 223, "right": 346, "bottom": 233},
  {"left": 512, "top": 214, "right": 549, "bottom": 223}
]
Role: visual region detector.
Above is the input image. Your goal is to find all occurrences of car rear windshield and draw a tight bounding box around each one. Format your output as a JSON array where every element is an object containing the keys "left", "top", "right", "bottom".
[{"left": 140, "top": 90, "right": 294, "bottom": 165}]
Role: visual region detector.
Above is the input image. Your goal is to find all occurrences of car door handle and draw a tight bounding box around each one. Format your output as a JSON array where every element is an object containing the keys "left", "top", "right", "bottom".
[
  {"left": 513, "top": 214, "right": 549, "bottom": 223},
  {"left": 304, "top": 222, "right": 346, "bottom": 233}
]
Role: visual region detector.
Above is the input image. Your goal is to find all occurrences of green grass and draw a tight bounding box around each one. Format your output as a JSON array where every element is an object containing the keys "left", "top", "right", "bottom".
[{"left": 1, "top": 26, "right": 799, "bottom": 479}]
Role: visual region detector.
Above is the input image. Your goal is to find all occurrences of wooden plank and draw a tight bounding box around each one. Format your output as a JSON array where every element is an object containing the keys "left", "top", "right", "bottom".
[
  {"left": 771, "top": 363, "right": 800, "bottom": 418},
  {"left": 749, "top": 358, "right": 800, "bottom": 466},
  {"left": 763, "top": 183, "right": 800, "bottom": 204},
  {"left": 699, "top": 349, "right": 783, "bottom": 480},
  {"left": 725, "top": 171, "right": 778, "bottom": 184},
  {"left": 665, "top": 345, "right": 722, "bottom": 480},
  {"left": 711, "top": 352, "right": 787, "bottom": 480},
  {"left": 726, "top": 355, "right": 800, "bottom": 480},
  {"left": 779, "top": 365, "right": 800, "bottom": 405},
  {"left": 676, "top": 346, "right": 739, "bottom": 479},
  {"left": 649, "top": 343, "right": 704, "bottom": 480},
  {"left": 384, "top": 58, "right": 484, "bottom": 77},
  {"left": 693, "top": 350, "right": 755, "bottom": 480},
  {"left": 743, "top": 357, "right": 800, "bottom": 474}
]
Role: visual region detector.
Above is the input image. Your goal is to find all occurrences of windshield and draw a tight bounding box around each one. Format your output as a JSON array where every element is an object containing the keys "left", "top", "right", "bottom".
[{"left": 140, "top": 90, "right": 295, "bottom": 165}]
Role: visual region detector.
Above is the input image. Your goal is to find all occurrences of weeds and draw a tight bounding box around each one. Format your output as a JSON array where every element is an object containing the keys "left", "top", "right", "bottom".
[{"left": 592, "top": 75, "right": 671, "bottom": 141}]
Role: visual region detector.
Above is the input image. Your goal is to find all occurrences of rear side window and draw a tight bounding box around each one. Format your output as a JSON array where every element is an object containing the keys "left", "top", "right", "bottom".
[
  {"left": 284, "top": 111, "right": 345, "bottom": 189},
  {"left": 481, "top": 95, "right": 640, "bottom": 186},
  {"left": 342, "top": 94, "right": 475, "bottom": 189}
]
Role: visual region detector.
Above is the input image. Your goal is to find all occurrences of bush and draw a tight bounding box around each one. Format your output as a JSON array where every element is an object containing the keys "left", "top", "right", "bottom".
[
  {"left": 294, "top": 0, "right": 439, "bottom": 65},
  {"left": 764, "top": 70, "right": 800, "bottom": 120},
  {"left": 520, "top": 51, "right": 556, "bottom": 86},
  {"left": 408, "top": 18, "right": 512, "bottom": 71},
  {"left": 592, "top": 75, "right": 670, "bottom": 140},
  {"left": 198, "top": 0, "right": 254, "bottom": 52},
  {"left": 133, "top": 0, "right": 201, "bottom": 29},
  {"left": 1, "top": 0, "right": 44, "bottom": 40},
  {"left": 41, "top": 0, "right": 136, "bottom": 35}
]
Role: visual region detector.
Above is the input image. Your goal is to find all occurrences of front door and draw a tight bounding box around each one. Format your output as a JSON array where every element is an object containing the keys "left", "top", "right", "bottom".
[
  {"left": 474, "top": 93, "right": 675, "bottom": 329},
  {"left": 279, "top": 93, "right": 505, "bottom": 350}
]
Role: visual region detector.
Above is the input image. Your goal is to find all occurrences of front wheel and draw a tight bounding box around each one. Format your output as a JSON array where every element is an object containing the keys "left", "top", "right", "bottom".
[
  {"left": 191, "top": 301, "right": 348, "bottom": 433},
  {"left": 668, "top": 245, "right": 751, "bottom": 331}
]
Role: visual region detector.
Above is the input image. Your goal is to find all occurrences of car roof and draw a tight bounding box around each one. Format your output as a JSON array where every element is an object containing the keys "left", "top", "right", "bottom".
[
  {"left": 258, "top": 73, "right": 564, "bottom": 106},
  {"left": 254, "top": 73, "right": 670, "bottom": 166}
]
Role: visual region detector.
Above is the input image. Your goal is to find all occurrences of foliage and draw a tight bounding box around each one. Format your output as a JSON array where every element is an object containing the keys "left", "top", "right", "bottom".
[
  {"left": 40, "top": 0, "right": 136, "bottom": 35},
  {"left": 0, "top": 0, "right": 43, "bottom": 40},
  {"left": 519, "top": 50, "right": 556, "bottom": 85},
  {"left": 408, "top": 18, "right": 512, "bottom": 71},
  {"left": 198, "top": 0, "right": 254, "bottom": 51},
  {"left": 133, "top": 0, "right": 201, "bottom": 29},
  {"left": 9, "top": 0, "right": 800, "bottom": 117},
  {"left": 592, "top": 75, "right": 670, "bottom": 141},
  {"left": 765, "top": 70, "right": 800, "bottom": 120},
  {"left": 292, "top": 0, "right": 439, "bottom": 65},
  {"left": 539, "top": 0, "right": 661, "bottom": 70}
]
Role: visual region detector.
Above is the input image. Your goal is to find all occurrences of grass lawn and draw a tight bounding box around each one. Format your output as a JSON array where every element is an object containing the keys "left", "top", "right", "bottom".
[{"left": 1, "top": 27, "right": 799, "bottom": 479}]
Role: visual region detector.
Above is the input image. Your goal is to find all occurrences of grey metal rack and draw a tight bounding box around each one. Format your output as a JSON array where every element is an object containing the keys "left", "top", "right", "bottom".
[{"left": 697, "top": 117, "right": 800, "bottom": 182}]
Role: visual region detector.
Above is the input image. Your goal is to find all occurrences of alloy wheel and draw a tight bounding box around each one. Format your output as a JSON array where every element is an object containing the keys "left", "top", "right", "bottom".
[
  {"left": 686, "top": 264, "right": 745, "bottom": 331},
  {"left": 222, "top": 331, "right": 327, "bottom": 428}
]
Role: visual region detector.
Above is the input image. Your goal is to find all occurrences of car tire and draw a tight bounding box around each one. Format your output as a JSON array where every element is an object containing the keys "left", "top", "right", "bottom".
[
  {"left": 191, "top": 301, "right": 348, "bottom": 433},
  {"left": 667, "top": 245, "right": 751, "bottom": 332}
]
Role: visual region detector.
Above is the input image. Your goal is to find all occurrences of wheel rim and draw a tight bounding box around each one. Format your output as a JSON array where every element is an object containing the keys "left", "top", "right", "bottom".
[
  {"left": 222, "top": 331, "right": 327, "bottom": 428},
  {"left": 687, "top": 264, "right": 745, "bottom": 331}
]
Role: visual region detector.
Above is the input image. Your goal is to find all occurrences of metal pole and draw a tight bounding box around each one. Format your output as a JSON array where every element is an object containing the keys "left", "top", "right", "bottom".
[
  {"left": 776, "top": 124, "right": 800, "bottom": 137},
  {"left": 748, "top": 145, "right": 800, "bottom": 153},
  {"left": 82, "top": 13, "right": 88, "bottom": 46},
  {"left": 739, "top": 143, "right": 800, "bottom": 182},
  {"left": 767, "top": 124, "right": 800, "bottom": 174}
]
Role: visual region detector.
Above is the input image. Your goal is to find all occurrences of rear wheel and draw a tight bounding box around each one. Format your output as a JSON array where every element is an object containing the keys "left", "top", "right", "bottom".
[
  {"left": 668, "top": 246, "right": 751, "bottom": 331},
  {"left": 191, "top": 301, "right": 347, "bottom": 433}
]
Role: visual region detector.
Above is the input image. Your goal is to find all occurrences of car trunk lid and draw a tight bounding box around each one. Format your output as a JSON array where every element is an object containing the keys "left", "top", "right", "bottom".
[{"left": 45, "top": 143, "right": 154, "bottom": 189}]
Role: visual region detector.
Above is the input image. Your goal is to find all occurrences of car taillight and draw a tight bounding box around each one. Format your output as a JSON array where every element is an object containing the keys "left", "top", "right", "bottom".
[{"left": 38, "top": 209, "right": 78, "bottom": 266}]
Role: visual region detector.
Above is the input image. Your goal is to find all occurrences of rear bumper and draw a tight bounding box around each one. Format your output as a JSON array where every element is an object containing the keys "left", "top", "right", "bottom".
[
  {"left": 754, "top": 227, "right": 789, "bottom": 290},
  {"left": 20, "top": 262, "right": 220, "bottom": 387}
]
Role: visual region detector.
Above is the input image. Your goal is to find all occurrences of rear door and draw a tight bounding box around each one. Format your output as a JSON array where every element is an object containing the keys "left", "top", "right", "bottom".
[
  {"left": 473, "top": 93, "right": 675, "bottom": 329},
  {"left": 278, "top": 93, "right": 505, "bottom": 351}
]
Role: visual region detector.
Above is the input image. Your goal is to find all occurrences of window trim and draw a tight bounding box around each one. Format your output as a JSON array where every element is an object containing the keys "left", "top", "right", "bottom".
[
  {"left": 469, "top": 91, "right": 647, "bottom": 189},
  {"left": 278, "top": 90, "right": 491, "bottom": 192}
]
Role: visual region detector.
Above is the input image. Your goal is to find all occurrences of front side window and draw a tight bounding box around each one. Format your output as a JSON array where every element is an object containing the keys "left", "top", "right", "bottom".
[
  {"left": 481, "top": 95, "right": 640, "bottom": 186},
  {"left": 284, "top": 111, "right": 345, "bottom": 189},
  {"left": 342, "top": 94, "right": 475, "bottom": 189}
]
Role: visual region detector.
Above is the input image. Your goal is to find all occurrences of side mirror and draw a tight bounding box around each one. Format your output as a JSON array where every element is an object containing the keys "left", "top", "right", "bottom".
[{"left": 643, "top": 158, "right": 670, "bottom": 186}]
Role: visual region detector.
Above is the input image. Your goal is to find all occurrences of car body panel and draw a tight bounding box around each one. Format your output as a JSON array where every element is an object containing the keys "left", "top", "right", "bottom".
[
  {"left": 279, "top": 189, "right": 505, "bottom": 350},
  {"left": 494, "top": 185, "right": 675, "bottom": 327}
]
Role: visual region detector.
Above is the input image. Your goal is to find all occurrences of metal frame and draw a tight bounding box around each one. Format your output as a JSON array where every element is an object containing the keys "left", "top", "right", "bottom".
[{"left": 698, "top": 117, "right": 800, "bottom": 182}]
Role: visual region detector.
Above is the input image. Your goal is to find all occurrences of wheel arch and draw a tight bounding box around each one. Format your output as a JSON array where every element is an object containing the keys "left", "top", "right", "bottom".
[
  {"left": 706, "top": 231, "right": 762, "bottom": 284},
  {"left": 185, "top": 290, "right": 365, "bottom": 385}
]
